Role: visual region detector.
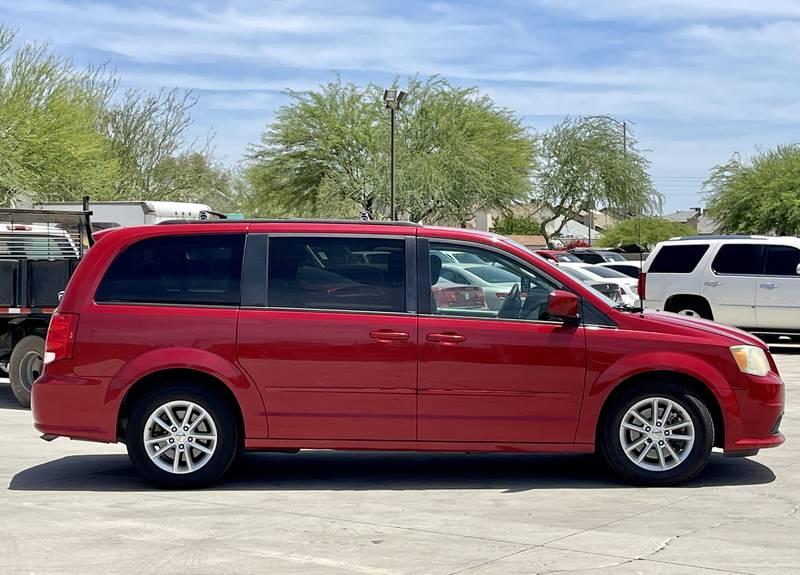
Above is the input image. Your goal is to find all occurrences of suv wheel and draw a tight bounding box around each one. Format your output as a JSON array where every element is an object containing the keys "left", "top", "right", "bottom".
[
  {"left": 126, "top": 385, "right": 239, "bottom": 488},
  {"left": 600, "top": 382, "right": 714, "bottom": 486},
  {"left": 667, "top": 297, "right": 713, "bottom": 320},
  {"left": 9, "top": 335, "right": 45, "bottom": 408}
]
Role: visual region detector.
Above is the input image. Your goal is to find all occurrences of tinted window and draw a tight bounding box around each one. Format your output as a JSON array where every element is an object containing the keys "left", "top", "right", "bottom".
[
  {"left": 764, "top": 245, "right": 800, "bottom": 276},
  {"left": 268, "top": 236, "right": 405, "bottom": 312},
  {"left": 648, "top": 244, "right": 709, "bottom": 273},
  {"left": 96, "top": 234, "right": 244, "bottom": 305},
  {"left": 711, "top": 244, "right": 762, "bottom": 275}
]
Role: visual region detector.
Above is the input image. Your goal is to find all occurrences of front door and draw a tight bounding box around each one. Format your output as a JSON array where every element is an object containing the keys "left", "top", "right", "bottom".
[
  {"left": 756, "top": 244, "right": 800, "bottom": 330},
  {"left": 418, "top": 239, "right": 586, "bottom": 443},
  {"left": 237, "top": 234, "right": 417, "bottom": 440}
]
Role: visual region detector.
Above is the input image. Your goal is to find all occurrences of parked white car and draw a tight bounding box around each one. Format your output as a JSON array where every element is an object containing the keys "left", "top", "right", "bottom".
[
  {"left": 558, "top": 263, "right": 640, "bottom": 306},
  {"left": 641, "top": 235, "right": 800, "bottom": 341}
]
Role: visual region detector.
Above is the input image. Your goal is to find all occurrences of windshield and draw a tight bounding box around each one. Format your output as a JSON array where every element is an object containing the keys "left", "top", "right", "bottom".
[
  {"left": 559, "top": 266, "right": 617, "bottom": 306},
  {"left": 466, "top": 265, "right": 519, "bottom": 283},
  {"left": 602, "top": 252, "right": 626, "bottom": 261},
  {"left": 585, "top": 265, "right": 630, "bottom": 279}
]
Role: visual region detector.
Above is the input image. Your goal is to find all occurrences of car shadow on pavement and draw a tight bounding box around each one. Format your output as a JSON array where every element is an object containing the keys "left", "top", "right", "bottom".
[{"left": 9, "top": 450, "right": 775, "bottom": 493}]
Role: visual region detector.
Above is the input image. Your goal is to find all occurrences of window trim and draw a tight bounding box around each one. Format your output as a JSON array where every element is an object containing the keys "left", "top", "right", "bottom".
[{"left": 262, "top": 232, "right": 415, "bottom": 315}]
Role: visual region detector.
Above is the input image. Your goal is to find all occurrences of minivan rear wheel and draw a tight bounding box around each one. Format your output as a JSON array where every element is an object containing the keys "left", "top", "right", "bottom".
[
  {"left": 126, "top": 385, "right": 238, "bottom": 488},
  {"left": 600, "top": 381, "right": 714, "bottom": 486}
]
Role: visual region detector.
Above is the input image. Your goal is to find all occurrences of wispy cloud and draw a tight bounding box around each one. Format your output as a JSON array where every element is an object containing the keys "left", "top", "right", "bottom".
[{"left": 2, "top": 0, "right": 798, "bottom": 210}]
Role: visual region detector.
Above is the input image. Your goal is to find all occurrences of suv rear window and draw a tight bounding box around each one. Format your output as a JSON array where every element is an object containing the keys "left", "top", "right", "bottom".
[
  {"left": 711, "top": 244, "right": 762, "bottom": 275},
  {"left": 267, "top": 236, "right": 406, "bottom": 313},
  {"left": 96, "top": 234, "right": 245, "bottom": 306},
  {"left": 648, "top": 244, "right": 709, "bottom": 273}
]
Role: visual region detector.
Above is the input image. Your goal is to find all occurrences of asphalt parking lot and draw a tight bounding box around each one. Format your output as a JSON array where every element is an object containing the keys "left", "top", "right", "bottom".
[{"left": 0, "top": 355, "right": 798, "bottom": 575}]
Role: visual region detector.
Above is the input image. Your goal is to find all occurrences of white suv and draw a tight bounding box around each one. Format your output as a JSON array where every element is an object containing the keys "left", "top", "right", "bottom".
[{"left": 641, "top": 235, "right": 800, "bottom": 339}]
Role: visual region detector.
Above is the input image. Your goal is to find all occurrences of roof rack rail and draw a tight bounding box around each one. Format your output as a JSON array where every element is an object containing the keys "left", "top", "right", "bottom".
[
  {"left": 668, "top": 234, "right": 770, "bottom": 241},
  {"left": 156, "top": 218, "right": 420, "bottom": 226}
]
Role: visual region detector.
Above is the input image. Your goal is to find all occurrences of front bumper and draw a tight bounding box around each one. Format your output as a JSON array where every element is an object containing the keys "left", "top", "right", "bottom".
[
  {"left": 32, "top": 372, "right": 117, "bottom": 443},
  {"left": 723, "top": 370, "right": 785, "bottom": 453}
]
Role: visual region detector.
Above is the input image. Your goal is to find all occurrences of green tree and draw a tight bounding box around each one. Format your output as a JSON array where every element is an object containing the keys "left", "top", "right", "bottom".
[
  {"left": 492, "top": 214, "right": 541, "bottom": 235},
  {"left": 101, "top": 88, "right": 200, "bottom": 199},
  {"left": 704, "top": 145, "right": 800, "bottom": 235},
  {"left": 246, "top": 76, "right": 535, "bottom": 223},
  {"left": 0, "top": 26, "right": 119, "bottom": 206},
  {"left": 531, "top": 116, "right": 661, "bottom": 246},
  {"left": 597, "top": 217, "right": 694, "bottom": 249}
]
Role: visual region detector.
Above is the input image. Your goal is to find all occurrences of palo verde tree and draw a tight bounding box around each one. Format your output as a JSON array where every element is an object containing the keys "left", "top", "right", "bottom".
[
  {"left": 704, "top": 145, "right": 800, "bottom": 235},
  {"left": 246, "top": 75, "right": 535, "bottom": 223},
  {"left": 530, "top": 116, "right": 661, "bottom": 246},
  {"left": 597, "top": 217, "right": 694, "bottom": 249},
  {"left": 0, "top": 26, "right": 119, "bottom": 206}
]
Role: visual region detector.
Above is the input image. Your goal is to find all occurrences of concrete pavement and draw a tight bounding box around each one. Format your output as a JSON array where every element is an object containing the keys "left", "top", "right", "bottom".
[{"left": 0, "top": 355, "right": 798, "bottom": 574}]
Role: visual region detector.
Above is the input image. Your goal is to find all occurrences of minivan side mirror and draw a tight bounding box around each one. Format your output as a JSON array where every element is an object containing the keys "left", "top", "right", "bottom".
[
  {"left": 796, "top": 263, "right": 800, "bottom": 276},
  {"left": 547, "top": 290, "right": 580, "bottom": 323}
]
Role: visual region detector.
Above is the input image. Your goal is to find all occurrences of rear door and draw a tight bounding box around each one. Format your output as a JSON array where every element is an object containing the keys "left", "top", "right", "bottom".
[
  {"left": 756, "top": 244, "right": 800, "bottom": 330},
  {"left": 237, "top": 233, "right": 418, "bottom": 440},
  {"left": 701, "top": 243, "right": 761, "bottom": 327}
]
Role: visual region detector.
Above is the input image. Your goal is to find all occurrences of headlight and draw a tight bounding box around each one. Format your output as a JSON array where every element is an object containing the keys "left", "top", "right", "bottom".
[{"left": 730, "top": 345, "right": 771, "bottom": 377}]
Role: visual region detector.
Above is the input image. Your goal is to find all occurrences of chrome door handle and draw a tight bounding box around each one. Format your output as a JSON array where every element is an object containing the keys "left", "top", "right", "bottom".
[
  {"left": 760, "top": 282, "right": 778, "bottom": 290},
  {"left": 704, "top": 281, "right": 721, "bottom": 287},
  {"left": 369, "top": 330, "right": 410, "bottom": 341},
  {"left": 426, "top": 332, "right": 466, "bottom": 344}
]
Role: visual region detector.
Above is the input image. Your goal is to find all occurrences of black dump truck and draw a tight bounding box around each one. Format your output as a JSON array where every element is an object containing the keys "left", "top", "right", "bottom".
[{"left": 0, "top": 207, "right": 93, "bottom": 407}]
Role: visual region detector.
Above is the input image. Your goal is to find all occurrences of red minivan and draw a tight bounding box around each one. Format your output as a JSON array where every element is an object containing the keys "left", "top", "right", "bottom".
[{"left": 32, "top": 221, "right": 785, "bottom": 488}]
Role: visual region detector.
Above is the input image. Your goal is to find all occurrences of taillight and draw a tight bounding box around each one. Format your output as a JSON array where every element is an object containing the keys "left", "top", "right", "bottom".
[
  {"left": 638, "top": 272, "right": 647, "bottom": 300},
  {"left": 44, "top": 312, "right": 79, "bottom": 364}
]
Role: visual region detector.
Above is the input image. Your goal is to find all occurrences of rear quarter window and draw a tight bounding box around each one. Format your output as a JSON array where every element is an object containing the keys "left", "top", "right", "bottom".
[
  {"left": 95, "top": 234, "right": 245, "bottom": 306},
  {"left": 648, "top": 244, "right": 709, "bottom": 273}
]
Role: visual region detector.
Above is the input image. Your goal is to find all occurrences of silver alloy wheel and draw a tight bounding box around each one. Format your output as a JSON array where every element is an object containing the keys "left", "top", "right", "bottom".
[
  {"left": 619, "top": 397, "right": 695, "bottom": 472},
  {"left": 143, "top": 400, "right": 218, "bottom": 475},
  {"left": 18, "top": 350, "right": 43, "bottom": 393},
  {"left": 677, "top": 309, "right": 700, "bottom": 317}
]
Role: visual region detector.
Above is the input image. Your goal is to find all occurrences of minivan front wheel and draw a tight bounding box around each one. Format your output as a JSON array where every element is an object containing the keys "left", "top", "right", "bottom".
[
  {"left": 126, "top": 385, "right": 238, "bottom": 488},
  {"left": 601, "top": 382, "right": 714, "bottom": 486}
]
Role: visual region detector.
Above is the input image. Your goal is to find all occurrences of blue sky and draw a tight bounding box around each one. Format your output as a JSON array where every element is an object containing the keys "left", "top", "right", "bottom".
[{"left": 3, "top": 0, "right": 800, "bottom": 213}]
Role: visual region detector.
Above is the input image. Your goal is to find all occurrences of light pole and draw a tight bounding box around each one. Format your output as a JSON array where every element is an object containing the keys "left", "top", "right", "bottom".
[
  {"left": 383, "top": 88, "right": 407, "bottom": 221},
  {"left": 585, "top": 115, "right": 629, "bottom": 246}
]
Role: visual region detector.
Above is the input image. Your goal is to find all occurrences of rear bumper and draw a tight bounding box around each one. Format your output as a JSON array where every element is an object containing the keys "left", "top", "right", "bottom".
[
  {"left": 32, "top": 372, "right": 117, "bottom": 443},
  {"left": 723, "top": 371, "right": 785, "bottom": 454}
]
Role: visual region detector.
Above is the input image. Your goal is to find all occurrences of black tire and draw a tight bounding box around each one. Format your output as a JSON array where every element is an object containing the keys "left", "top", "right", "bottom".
[
  {"left": 600, "top": 381, "right": 714, "bottom": 486},
  {"left": 125, "top": 384, "right": 239, "bottom": 489},
  {"left": 9, "top": 335, "right": 45, "bottom": 408}
]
